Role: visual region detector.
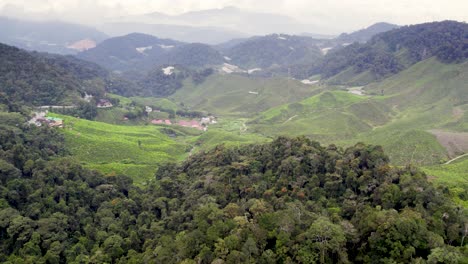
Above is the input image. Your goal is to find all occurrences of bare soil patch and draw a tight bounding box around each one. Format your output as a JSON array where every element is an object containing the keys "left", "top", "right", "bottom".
[{"left": 429, "top": 129, "right": 468, "bottom": 157}]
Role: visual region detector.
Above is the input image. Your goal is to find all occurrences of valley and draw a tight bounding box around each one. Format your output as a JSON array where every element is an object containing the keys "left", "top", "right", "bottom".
[
  {"left": 0, "top": 15, "right": 466, "bottom": 263},
  {"left": 31, "top": 45, "right": 466, "bottom": 193}
]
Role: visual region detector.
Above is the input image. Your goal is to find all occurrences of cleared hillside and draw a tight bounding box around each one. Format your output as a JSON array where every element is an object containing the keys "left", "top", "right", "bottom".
[
  {"left": 170, "top": 74, "right": 323, "bottom": 116},
  {"left": 249, "top": 58, "right": 467, "bottom": 166},
  {"left": 48, "top": 114, "right": 188, "bottom": 184}
]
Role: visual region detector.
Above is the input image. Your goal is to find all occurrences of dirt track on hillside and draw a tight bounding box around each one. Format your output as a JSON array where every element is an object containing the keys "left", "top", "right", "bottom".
[{"left": 429, "top": 130, "right": 468, "bottom": 157}]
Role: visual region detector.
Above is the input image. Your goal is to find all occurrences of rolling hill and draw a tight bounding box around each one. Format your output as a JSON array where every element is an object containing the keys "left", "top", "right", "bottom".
[
  {"left": 0, "top": 43, "right": 99, "bottom": 106},
  {"left": 249, "top": 57, "right": 468, "bottom": 166},
  {"left": 321, "top": 21, "right": 468, "bottom": 85},
  {"left": 0, "top": 42, "right": 145, "bottom": 107},
  {"left": 78, "top": 33, "right": 224, "bottom": 73},
  {"left": 170, "top": 74, "right": 324, "bottom": 116},
  {"left": 77, "top": 33, "right": 184, "bottom": 72},
  {"left": 224, "top": 34, "right": 323, "bottom": 77},
  {"left": 47, "top": 114, "right": 188, "bottom": 184}
]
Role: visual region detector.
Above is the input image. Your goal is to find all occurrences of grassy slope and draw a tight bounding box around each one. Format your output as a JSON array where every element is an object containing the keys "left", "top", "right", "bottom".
[
  {"left": 48, "top": 58, "right": 466, "bottom": 193},
  {"left": 423, "top": 156, "right": 468, "bottom": 207},
  {"left": 423, "top": 156, "right": 468, "bottom": 186},
  {"left": 49, "top": 113, "right": 269, "bottom": 184},
  {"left": 49, "top": 114, "right": 189, "bottom": 185},
  {"left": 250, "top": 58, "right": 467, "bottom": 167},
  {"left": 249, "top": 90, "right": 388, "bottom": 142},
  {"left": 170, "top": 74, "right": 323, "bottom": 117}
]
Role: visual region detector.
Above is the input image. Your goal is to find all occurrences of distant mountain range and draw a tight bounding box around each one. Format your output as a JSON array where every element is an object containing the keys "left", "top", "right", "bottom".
[
  {"left": 76, "top": 21, "right": 405, "bottom": 80},
  {"left": 77, "top": 33, "right": 224, "bottom": 72},
  {"left": 104, "top": 6, "right": 322, "bottom": 40},
  {"left": 0, "top": 16, "right": 107, "bottom": 54},
  {"left": 98, "top": 23, "right": 247, "bottom": 45},
  {"left": 10, "top": 19, "right": 455, "bottom": 102}
]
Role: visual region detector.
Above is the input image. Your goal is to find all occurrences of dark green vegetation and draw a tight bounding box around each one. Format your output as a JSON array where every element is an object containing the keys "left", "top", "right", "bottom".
[
  {"left": 0, "top": 43, "right": 93, "bottom": 106},
  {"left": 322, "top": 21, "right": 468, "bottom": 85},
  {"left": 0, "top": 19, "right": 467, "bottom": 263},
  {"left": 0, "top": 42, "right": 139, "bottom": 107},
  {"left": 135, "top": 67, "right": 214, "bottom": 97},
  {"left": 0, "top": 124, "right": 466, "bottom": 263},
  {"left": 225, "top": 34, "right": 322, "bottom": 72},
  {"left": 77, "top": 33, "right": 183, "bottom": 72},
  {"left": 78, "top": 33, "right": 223, "bottom": 72}
]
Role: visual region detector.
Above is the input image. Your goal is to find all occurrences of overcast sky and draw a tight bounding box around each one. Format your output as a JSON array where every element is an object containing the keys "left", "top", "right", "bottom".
[{"left": 0, "top": 0, "right": 466, "bottom": 33}]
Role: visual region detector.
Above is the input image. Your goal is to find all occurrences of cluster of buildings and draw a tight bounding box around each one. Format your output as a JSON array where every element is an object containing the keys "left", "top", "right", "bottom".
[{"left": 28, "top": 111, "right": 64, "bottom": 128}]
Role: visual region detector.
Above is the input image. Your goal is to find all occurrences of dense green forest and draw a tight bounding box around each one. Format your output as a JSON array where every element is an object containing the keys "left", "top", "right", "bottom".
[
  {"left": 78, "top": 34, "right": 223, "bottom": 73},
  {"left": 321, "top": 21, "right": 468, "bottom": 82},
  {"left": 226, "top": 34, "right": 322, "bottom": 69},
  {"left": 0, "top": 109, "right": 466, "bottom": 263},
  {"left": 0, "top": 43, "right": 142, "bottom": 106}
]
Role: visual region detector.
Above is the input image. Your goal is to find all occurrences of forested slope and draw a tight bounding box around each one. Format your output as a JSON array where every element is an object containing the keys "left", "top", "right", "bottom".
[
  {"left": 0, "top": 121, "right": 465, "bottom": 263},
  {"left": 0, "top": 42, "right": 141, "bottom": 106},
  {"left": 322, "top": 21, "right": 468, "bottom": 85}
]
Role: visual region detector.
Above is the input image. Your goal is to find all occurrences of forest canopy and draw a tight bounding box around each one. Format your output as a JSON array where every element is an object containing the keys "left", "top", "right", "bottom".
[{"left": 0, "top": 116, "right": 466, "bottom": 263}]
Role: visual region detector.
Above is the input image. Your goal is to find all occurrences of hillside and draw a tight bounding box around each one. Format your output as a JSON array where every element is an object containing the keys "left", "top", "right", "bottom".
[
  {"left": 77, "top": 33, "right": 184, "bottom": 72},
  {"left": 0, "top": 42, "right": 147, "bottom": 108},
  {"left": 337, "top": 22, "right": 400, "bottom": 43},
  {"left": 47, "top": 114, "right": 188, "bottom": 184},
  {"left": 321, "top": 21, "right": 468, "bottom": 85},
  {"left": 0, "top": 16, "right": 107, "bottom": 54},
  {"left": 225, "top": 34, "right": 323, "bottom": 77},
  {"left": 78, "top": 33, "right": 225, "bottom": 74},
  {"left": 250, "top": 57, "right": 467, "bottom": 166},
  {"left": 170, "top": 74, "right": 324, "bottom": 116},
  {"left": 250, "top": 90, "right": 387, "bottom": 139},
  {"left": 135, "top": 66, "right": 214, "bottom": 97},
  {"left": 2, "top": 124, "right": 466, "bottom": 263},
  {"left": 0, "top": 43, "right": 100, "bottom": 106}
]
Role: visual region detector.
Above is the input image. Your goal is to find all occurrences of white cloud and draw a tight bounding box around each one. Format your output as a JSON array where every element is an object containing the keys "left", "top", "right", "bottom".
[{"left": 0, "top": 0, "right": 466, "bottom": 33}]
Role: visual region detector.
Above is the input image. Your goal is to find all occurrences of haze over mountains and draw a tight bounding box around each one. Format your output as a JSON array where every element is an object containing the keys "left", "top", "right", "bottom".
[
  {"left": 0, "top": 6, "right": 403, "bottom": 48},
  {"left": 101, "top": 6, "right": 324, "bottom": 43},
  {"left": 0, "top": 16, "right": 107, "bottom": 54}
]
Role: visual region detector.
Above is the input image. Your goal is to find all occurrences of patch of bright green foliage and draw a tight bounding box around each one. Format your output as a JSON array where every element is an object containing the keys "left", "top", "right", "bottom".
[
  {"left": 171, "top": 74, "right": 323, "bottom": 116},
  {"left": 48, "top": 113, "right": 188, "bottom": 185},
  {"left": 423, "top": 156, "right": 468, "bottom": 207}
]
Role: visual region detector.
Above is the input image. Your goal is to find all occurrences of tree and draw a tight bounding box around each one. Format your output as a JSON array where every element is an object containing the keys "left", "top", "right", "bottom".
[{"left": 302, "top": 217, "right": 347, "bottom": 264}]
